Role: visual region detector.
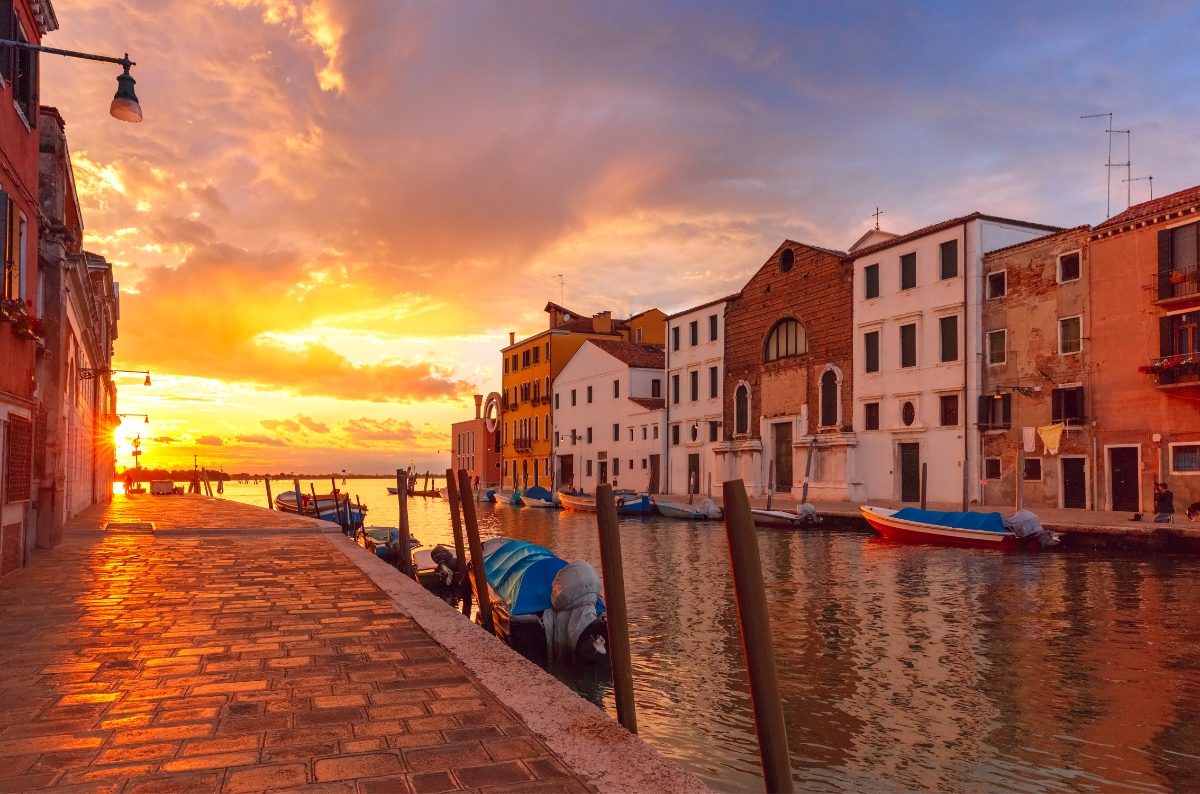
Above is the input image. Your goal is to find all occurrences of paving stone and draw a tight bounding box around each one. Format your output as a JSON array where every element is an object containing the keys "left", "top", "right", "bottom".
[
  {"left": 356, "top": 774, "right": 413, "bottom": 793},
  {"left": 408, "top": 770, "right": 457, "bottom": 793},
  {"left": 314, "top": 751, "right": 406, "bottom": 781},
  {"left": 404, "top": 742, "right": 490, "bottom": 773},
  {"left": 224, "top": 761, "right": 308, "bottom": 793},
  {"left": 126, "top": 771, "right": 224, "bottom": 793}
]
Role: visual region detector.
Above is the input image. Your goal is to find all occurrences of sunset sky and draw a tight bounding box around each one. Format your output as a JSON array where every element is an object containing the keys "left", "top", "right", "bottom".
[{"left": 42, "top": 1, "right": 1199, "bottom": 474}]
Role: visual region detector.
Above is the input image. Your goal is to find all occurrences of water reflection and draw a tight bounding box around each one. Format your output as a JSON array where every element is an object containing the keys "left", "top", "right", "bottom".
[{"left": 219, "top": 480, "right": 1200, "bottom": 792}]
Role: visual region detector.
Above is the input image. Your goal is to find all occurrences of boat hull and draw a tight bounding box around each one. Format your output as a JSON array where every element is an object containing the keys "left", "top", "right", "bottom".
[
  {"left": 751, "top": 509, "right": 811, "bottom": 529},
  {"left": 655, "top": 500, "right": 722, "bottom": 520},
  {"left": 860, "top": 506, "right": 1019, "bottom": 549}
]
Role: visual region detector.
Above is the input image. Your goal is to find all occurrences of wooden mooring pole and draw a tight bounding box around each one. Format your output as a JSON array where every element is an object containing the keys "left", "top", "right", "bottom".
[
  {"left": 293, "top": 477, "right": 303, "bottom": 513},
  {"left": 265, "top": 477, "right": 273, "bottom": 509},
  {"left": 723, "top": 478, "right": 793, "bottom": 793},
  {"left": 920, "top": 462, "right": 928, "bottom": 511},
  {"left": 596, "top": 484, "right": 638, "bottom": 734},
  {"left": 395, "top": 469, "right": 413, "bottom": 578},
  {"left": 444, "top": 468, "right": 472, "bottom": 617},
  {"left": 458, "top": 468, "right": 493, "bottom": 634}
]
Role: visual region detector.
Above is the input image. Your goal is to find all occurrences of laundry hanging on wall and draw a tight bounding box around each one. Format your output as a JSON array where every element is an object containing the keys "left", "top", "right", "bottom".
[{"left": 1038, "top": 423, "right": 1066, "bottom": 455}]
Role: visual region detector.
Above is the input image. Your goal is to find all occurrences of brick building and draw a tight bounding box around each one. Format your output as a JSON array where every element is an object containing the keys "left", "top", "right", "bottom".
[
  {"left": 0, "top": 0, "right": 58, "bottom": 574},
  {"left": 980, "top": 226, "right": 1092, "bottom": 510},
  {"left": 450, "top": 393, "right": 501, "bottom": 489},
  {"left": 1090, "top": 186, "right": 1200, "bottom": 514},
  {"left": 715, "top": 240, "right": 857, "bottom": 499}
]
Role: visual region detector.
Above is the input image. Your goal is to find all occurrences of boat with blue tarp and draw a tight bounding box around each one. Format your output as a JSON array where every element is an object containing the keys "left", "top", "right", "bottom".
[
  {"left": 473, "top": 537, "right": 608, "bottom": 664},
  {"left": 861, "top": 505, "right": 1059, "bottom": 548}
]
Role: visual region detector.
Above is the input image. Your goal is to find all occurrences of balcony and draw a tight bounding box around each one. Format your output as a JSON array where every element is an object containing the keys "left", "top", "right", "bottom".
[
  {"left": 1152, "top": 269, "right": 1200, "bottom": 305},
  {"left": 1140, "top": 355, "right": 1200, "bottom": 391},
  {"left": 513, "top": 436, "right": 533, "bottom": 452}
]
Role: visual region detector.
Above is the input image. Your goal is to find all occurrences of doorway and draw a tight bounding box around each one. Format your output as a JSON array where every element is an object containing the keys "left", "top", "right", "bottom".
[
  {"left": 686, "top": 454, "right": 700, "bottom": 495},
  {"left": 598, "top": 461, "right": 608, "bottom": 486},
  {"left": 558, "top": 455, "right": 574, "bottom": 491},
  {"left": 899, "top": 443, "right": 921, "bottom": 503},
  {"left": 773, "top": 422, "right": 793, "bottom": 491},
  {"left": 1108, "top": 447, "right": 1140, "bottom": 512},
  {"left": 1062, "top": 457, "right": 1087, "bottom": 509},
  {"left": 649, "top": 455, "right": 661, "bottom": 494}
]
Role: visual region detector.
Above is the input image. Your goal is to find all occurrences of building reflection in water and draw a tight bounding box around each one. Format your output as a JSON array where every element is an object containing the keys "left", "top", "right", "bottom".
[{"left": 223, "top": 482, "right": 1200, "bottom": 791}]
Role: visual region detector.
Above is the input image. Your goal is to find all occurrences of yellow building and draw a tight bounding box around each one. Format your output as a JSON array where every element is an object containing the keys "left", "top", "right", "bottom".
[{"left": 501, "top": 303, "right": 666, "bottom": 490}]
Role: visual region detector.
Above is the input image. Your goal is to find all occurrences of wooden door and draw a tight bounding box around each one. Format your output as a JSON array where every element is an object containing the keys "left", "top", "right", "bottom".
[
  {"left": 1109, "top": 447, "right": 1139, "bottom": 512},
  {"left": 899, "top": 443, "right": 921, "bottom": 503},
  {"left": 773, "top": 423, "right": 793, "bottom": 491},
  {"left": 1062, "top": 458, "right": 1086, "bottom": 509},
  {"left": 649, "top": 455, "right": 661, "bottom": 494}
]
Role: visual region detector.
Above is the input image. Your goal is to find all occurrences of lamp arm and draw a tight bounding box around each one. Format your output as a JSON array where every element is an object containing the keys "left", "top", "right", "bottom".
[{"left": 0, "top": 38, "right": 133, "bottom": 68}]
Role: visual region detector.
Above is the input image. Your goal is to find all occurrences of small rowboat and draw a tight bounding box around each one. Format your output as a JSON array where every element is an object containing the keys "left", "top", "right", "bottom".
[
  {"left": 559, "top": 489, "right": 653, "bottom": 515},
  {"left": 860, "top": 505, "right": 1018, "bottom": 549},
  {"left": 655, "top": 498, "right": 722, "bottom": 520},
  {"left": 751, "top": 506, "right": 820, "bottom": 529}
]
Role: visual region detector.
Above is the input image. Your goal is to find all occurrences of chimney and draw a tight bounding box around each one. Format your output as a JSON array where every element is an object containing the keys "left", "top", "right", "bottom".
[
  {"left": 592, "top": 311, "right": 613, "bottom": 333},
  {"left": 508, "top": 331, "right": 515, "bottom": 346},
  {"left": 474, "top": 394, "right": 483, "bottom": 419}
]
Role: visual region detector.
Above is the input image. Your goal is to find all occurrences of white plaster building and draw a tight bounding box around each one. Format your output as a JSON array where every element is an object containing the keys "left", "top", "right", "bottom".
[
  {"left": 664, "top": 296, "right": 732, "bottom": 497},
  {"left": 552, "top": 340, "right": 666, "bottom": 494},
  {"left": 850, "top": 213, "right": 1060, "bottom": 504}
]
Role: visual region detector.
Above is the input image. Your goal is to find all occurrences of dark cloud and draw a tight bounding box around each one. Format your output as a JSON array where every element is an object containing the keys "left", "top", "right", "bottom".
[{"left": 236, "top": 434, "right": 288, "bottom": 447}]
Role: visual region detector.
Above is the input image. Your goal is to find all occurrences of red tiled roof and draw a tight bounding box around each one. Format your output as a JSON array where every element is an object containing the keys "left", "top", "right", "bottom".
[
  {"left": 1093, "top": 185, "right": 1200, "bottom": 230},
  {"left": 589, "top": 340, "right": 665, "bottom": 369},
  {"left": 982, "top": 225, "right": 1091, "bottom": 259},
  {"left": 665, "top": 293, "right": 741, "bottom": 320},
  {"left": 848, "top": 213, "right": 1062, "bottom": 260},
  {"left": 629, "top": 397, "right": 665, "bottom": 411},
  {"left": 555, "top": 317, "right": 623, "bottom": 335}
]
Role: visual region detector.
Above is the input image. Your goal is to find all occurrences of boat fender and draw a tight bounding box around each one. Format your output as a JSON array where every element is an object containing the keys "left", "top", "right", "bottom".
[{"left": 616, "top": 497, "right": 625, "bottom": 508}]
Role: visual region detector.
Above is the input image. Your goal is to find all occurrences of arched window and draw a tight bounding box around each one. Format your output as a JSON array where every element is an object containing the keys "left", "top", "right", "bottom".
[
  {"left": 735, "top": 384, "right": 749, "bottom": 434},
  {"left": 820, "top": 369, "right": 839, "bottom": 427},
  {"left": 763, "top": 318, "right": 806, "bottom": 362}
]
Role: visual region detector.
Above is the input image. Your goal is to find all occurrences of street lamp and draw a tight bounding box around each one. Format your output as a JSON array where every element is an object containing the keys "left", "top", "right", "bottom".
[
  {"left": 0, "top": 39, "right": 141, "bottom": 122},
  {"left": 79, "top": 368, "right": 151, "bottom": 386}
]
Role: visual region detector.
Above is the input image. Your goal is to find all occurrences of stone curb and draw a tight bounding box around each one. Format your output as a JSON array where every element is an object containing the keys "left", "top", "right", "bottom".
[{"left": 324, "top": 532, "right": 711, "bottom": 794}]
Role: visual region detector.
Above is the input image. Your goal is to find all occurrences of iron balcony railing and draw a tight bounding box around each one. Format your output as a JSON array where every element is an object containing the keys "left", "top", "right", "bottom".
[
  {"left": 1154, "top": 269, "right": 1200, "bottom": 302},
  {"left": 1141, "top": 354, "right": 1200, "bottom": 386}
]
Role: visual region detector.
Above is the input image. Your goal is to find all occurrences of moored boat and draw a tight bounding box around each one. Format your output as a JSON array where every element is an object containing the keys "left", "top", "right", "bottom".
[
  {"left": 412, "top": 543, "right": 459, "bottom": 591},
  {"left": 521, "top": 485, "right": 558, "bottom": 508},
  {"left": 751, "top": 505, "right": 820, "bottom": 529},
  {"left": 355, "top": 526, "right": 421, "bottom": 564},
  {"left": 472, "top": 537, "right": 608, "bottom": 665},
  {"left": 557, "top": 490, "right": 595, "bottom": 511},
  {"left": 860, "top": 505, "right": 1019, "bottom": 549},
  {"left": 655, "top": 498, "right": 722, "bottom": 520},
  {"left": 275, "top": 491, "right": 367, "bottom": 527}
]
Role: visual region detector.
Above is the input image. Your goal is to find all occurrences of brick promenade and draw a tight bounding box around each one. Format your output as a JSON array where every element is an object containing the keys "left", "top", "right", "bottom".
[{"left": 0, "top": 494, "right": 594, "bottom": 793}]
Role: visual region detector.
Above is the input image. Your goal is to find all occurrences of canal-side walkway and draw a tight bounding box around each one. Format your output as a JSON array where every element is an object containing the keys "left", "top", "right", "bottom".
[{"left": 0, "top": 494, "right": 706, "bottom": 793}]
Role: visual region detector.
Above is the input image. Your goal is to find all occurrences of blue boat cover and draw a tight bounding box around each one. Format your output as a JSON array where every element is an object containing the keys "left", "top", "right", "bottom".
[
  {"left": 483, "top": 539, "right": 604, "bottom": 617},
  {"left": 893, "top": 507, "right": 1005, "bottom": 533},
  {"left": 524, "top": 485, "right": 554, "bottom": 502}
]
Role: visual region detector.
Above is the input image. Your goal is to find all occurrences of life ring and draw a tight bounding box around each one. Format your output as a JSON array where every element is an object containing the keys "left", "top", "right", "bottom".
[
  {"left": 483, "top": 392, "right": 501, "bottom": 434},
  {"left": 617, "top": 497, "right": 626, "bottom": 508}
]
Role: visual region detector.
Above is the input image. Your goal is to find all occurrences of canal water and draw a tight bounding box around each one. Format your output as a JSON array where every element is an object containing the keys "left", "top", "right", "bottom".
[{"left": 223, "top": 478, "right": 1200, "bottom": 792}]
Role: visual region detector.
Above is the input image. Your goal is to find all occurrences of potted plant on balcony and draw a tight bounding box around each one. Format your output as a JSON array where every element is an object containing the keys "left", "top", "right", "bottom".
[
  {"left": 1169, "top": 271, "right": 1187, "bottom": 285},
  {"left": 0, "top": 297, "right": 23, "bottom": 323}
]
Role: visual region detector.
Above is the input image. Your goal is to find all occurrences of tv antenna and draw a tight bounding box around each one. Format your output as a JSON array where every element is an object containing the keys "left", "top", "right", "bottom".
[
  {"left": 1081, "top": 112, "right": 1119, "bottom": 217},
  {"left": 1123, "top": 174, "right": 1154, "bottom": 202},
  {"left": 1110, "top": 127, "right": 1131, "bottom": 209},
  {"left": 556, "top": 274, "right": 565, "bottom": 305}
]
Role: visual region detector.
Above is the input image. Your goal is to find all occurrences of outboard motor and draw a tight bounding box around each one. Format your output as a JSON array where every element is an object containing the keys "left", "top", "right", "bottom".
[
  {"left": 543, "top": 560, "right": 606, "bottom": 664},
  {"left": 430, "top": 544, "right": 458, "bottom": 585},
  {"left": 1003, "top": 509, "right": 1061, "bottom": 547},
  {"left": 797, "top": 502, "right": 820, "bottom": 524}
]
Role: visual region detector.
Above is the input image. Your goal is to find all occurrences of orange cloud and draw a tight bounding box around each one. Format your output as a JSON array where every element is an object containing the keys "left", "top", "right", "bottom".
[
  {"left": 196, "top": 436, "right": 224, "bottom": 446},
  {"left": 235, "top": 434, "right": 288, "bottom": 447}
]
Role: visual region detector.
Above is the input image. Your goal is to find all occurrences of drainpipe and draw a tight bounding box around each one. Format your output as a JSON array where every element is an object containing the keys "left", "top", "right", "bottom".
[
  {"left": 962, "top": 221, "right": 970, "bottom": 511},
  {"left": 664, "top": 319, "right": 671, "bottom": 494}
]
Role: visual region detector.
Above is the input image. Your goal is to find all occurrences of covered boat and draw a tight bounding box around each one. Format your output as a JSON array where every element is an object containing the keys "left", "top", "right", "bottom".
[
  {"left": 521, "top": 485, "right": 558, "bottom": 508},
  {"left": 473, "top": 537, "right": 608, "bottom": 664},
  {"left": 859, "top": 505, "right": 1056, "bottom": 549},
  {"left": 655, "top": 498, "right": 722, "bottom": 520}
]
